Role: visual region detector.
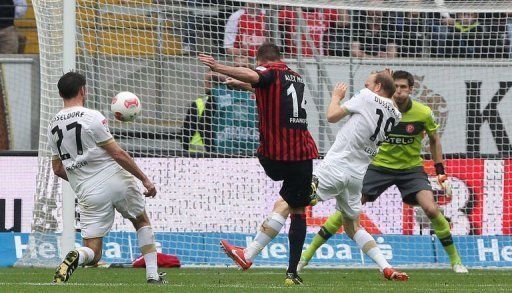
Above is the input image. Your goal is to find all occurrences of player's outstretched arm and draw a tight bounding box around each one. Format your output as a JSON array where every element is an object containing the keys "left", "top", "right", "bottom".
[
  {"left": 102, "top": 141, "right": 156, "bottom": 197},
  {"left": 51, "top": 159, "right": 69, "bottom": 181},
  {"left": 225, "top": 77, "right": 255, "bottom": 92},
  {"left": 326, "top": 82, "right": 349, "bottom": 123},
  {"left": 198, "top": 54, "right": 260, "bottom": 85}
]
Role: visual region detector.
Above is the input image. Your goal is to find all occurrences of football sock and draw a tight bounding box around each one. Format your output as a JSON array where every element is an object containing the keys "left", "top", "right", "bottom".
[
  {"left": 287, "top": 213, "right": 307, "bottom": 274},
  {"left": 431, "top": 213, "right": 461, "bottom": 265},
  {"left": 302, "top": 210, "right": 343, "bottom": 261},
  {"left": 354, "top": 229, "right": 390, "bottom": 271},
  {"left": 76, "top": 246, "right": 94, "bottom": 266},
  {"left": 245, "top": 212, "right": 286, "bottom": 262},
  {"left": 137, "top": 226, "right": 159, "bottom": 280}
]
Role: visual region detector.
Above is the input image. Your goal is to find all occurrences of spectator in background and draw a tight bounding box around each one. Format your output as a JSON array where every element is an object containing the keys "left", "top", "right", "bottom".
[
  {"left": 350, "top": 9, "right": 398, "bottom": 58},
  {"left": 223, "top": 3, "right": 266, "bottom": 58},
  {"left": 394, "top": 10, "right": 429, "bottom": 57},
  {"left": 431, "top": 12, "right": 484, "bottom": 58},
  {"left": 0, "top": 0, "right": 27, "bottom": 54},
  {"left": 326, "top": 9, "right": 351, "bottom": 57},
  {"left": 180, "top": 72, "right": 218, "bottom": 153},
  {"left": 279, "top": 7, "right": 337, "bottom": 56},
  {"left": 181, "top": 56, "right": 251, "bottom": 153}
]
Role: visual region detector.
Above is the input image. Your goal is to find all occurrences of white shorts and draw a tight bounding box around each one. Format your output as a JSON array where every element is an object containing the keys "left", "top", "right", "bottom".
[
  {"left": 315, "top": 164, "right": 363, "bottom": 220},
  {"left": 78, "top": 169, "right": 145, "bottom": 239}
]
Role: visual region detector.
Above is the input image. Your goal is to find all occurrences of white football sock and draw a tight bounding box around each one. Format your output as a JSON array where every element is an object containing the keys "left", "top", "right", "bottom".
[
  {"left": 137, "top": 226, "right": 159, "bottom": 280},
  {"left": 76, "top": 246, "right": 94, "bottom": 265},
  {"left": 245, "top": 212, "right": 286, "bottom": 262},
  {"left": 353, "top": 229, "right": 391, "bottom": 271}
]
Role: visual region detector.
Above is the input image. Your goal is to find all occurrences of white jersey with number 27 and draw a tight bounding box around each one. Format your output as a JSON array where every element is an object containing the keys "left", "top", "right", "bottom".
[
  {"left": 322, "top": 88, "right": 402, "bottom": 178},
  {"left": 47, "top": 106, "right": 121, "bottom": 196}
]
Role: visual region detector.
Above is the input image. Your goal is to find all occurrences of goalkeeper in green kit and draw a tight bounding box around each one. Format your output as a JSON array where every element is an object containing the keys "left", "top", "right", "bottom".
[{"left": 300, "top": 70, "right": 468, "bottom": 274}]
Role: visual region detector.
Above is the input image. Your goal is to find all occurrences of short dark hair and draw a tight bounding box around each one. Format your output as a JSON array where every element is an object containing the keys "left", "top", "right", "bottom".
[
  {"left": 374, "top": 71, "right": 396, "bottom": 98},
  {"left": 392, "top": 70, "right": 414, "bottom": 87},
  {"left": 256, "top": 43, "right": 281, "bottom": 62},
  {"left": 58, "top": 72, "right": 86, "bottom": 100}
]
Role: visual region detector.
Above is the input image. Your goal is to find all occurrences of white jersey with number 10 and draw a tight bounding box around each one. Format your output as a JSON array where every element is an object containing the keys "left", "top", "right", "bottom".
[
  {"left": 323, "top": 88, "right": 402, "bottom": 178},
  {"left": 47, "top": 106, "right": 121, "bottom": 196}
]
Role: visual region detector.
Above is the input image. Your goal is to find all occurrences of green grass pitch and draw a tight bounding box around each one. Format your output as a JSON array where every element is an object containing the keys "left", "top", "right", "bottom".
[{"left": 0, "top": 268, "right": 510, "bottom": 292}]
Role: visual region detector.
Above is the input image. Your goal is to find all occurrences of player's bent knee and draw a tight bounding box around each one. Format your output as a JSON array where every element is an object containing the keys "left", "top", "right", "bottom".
[
  {"left": 424, "top": 206, "right": 440, "bottom": 219},
  {"left": 273, "top": 198, "right": 290, "bottom": 215},
  {"left": 131, "top": 212, "right": 151, "bottom": 230}
]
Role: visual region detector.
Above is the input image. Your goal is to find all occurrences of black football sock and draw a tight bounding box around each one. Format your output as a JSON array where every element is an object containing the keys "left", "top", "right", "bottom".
[{"left": 287, "top": 213, "right": 307, "bottom": 275}]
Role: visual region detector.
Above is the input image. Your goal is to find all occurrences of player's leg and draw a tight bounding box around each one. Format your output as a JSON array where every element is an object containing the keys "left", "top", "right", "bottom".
[
  {"left": 53, "top": 186, "right": 114, "bottom": 283},
  {"left": 221, "top": 197, "right": 288, "bottom": 270},
  {"left": 299, "top": 210, "right": 343, "bottom": 271},
  {"left": 299, "top": 166, "right": 392, "bottom": 271},
  {"left": 128, "top": 211, "right": 166, "bottom": 283},
  {"left": 243, "top": 198, "right": 289, "bottom": 264},
  {"left": 221, "top": 156, "right": 313, "bottom": 270},
  {"left": 114, "top": 170, "right": 166, "bottom": 283},
  {"left": 279, "top": 159, "right": 316, "bottom": 285},
  {"left": 341, "top": 175, "right": 408, "bottom": 281},
  {"left": 53, "top": 237, "right": 101, "bottom": 283},
  {"left": 398, "top": 169, "right": 467, "bottom": 273},
  {"left": 415, "top": 190, "right": 468, "bottom": 273}
]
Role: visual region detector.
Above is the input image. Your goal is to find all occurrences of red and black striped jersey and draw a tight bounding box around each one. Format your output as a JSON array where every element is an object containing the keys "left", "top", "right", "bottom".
[{"left": 251, "top": 62, "right": 318, "bottom": 161}]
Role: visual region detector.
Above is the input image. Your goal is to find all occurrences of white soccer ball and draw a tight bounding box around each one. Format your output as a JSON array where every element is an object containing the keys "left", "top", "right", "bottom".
[{"left": 111, "top": 91, "right": 141, "bottom": 122}]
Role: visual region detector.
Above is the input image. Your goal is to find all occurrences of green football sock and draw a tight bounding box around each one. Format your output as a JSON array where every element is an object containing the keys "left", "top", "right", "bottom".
[
  {"left": 431, "top": 213, "right": 462, "bottom": 265},
  {"left": 302, "top": 210, "right": 343, "bottom": 261}
]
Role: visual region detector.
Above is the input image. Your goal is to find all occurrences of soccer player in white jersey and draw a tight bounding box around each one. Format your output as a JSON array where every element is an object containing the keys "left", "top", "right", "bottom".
[
  {"left": 49, "top": 72, "right": 166, "bottom": 284},
  {"left": 312, "top": 70, "right": 408, "bottom": 281}
]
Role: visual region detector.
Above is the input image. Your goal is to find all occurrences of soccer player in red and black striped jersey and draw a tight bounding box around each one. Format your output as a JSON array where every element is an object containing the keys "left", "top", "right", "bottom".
[{"left": 199, "top": 43, "right": 318, "bottom": 284}]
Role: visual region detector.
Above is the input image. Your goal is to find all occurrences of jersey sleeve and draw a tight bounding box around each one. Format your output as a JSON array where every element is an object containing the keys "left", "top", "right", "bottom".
[
  {"left": 251, "top": 66, "right": 276, "bottom": 88},
  {"left": 47, "top": 124, "right": 59, "bottom": 160},
  {"left": 88, "top": 111, "right": 114, "bottom": 146},
  {"left": 425, "top": 108, "right": 439, "bottom": 133}
]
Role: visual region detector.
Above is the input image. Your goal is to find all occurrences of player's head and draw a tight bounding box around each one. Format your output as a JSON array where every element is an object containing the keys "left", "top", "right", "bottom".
[
  {"left": 58, "top": 72, "right": 86, "bottom": 101},
  {"left": 365, "top": 70, "right": 395, "bottom": 99},
  {"left": 392, "top": 70, "right": 414, "bottom": 106},
  {"left": 256, "top": 43, "right": 282, "bottom": 65}
]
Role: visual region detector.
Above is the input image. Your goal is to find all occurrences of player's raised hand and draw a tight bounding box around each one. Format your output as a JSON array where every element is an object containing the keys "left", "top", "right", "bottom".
[
  {"left": 383, "top": 67, "right": 394, "bottom": 76},
  {"left": 332, "top": 82, "right": 348, "bottom": 101},
  {"left": 198, "top": 54, "right": 218, "bottom": 70},
  {"left": 142, "top": 179, "right": 157, "bottom": 198}
]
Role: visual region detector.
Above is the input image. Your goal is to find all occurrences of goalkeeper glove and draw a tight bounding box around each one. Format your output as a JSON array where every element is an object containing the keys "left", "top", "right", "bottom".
[{"left": 435, "top": 163, "right": 451, "bottom": 197}]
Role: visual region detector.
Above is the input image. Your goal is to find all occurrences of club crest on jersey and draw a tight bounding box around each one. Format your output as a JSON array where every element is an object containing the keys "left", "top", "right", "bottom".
[
  {"left": 406, "top": 124, "right": 415, "bottom": 134},
  {"left": 255, "top": 66, "right": 267, "bottom": 72}
]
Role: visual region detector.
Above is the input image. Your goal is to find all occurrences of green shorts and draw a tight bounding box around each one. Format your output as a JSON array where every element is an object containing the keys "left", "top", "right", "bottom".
[{"left": 362, "top": 164, "right": 432, "bottom": 205}]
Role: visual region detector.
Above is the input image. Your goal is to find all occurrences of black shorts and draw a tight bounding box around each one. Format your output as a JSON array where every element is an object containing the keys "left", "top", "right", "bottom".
[
  {"left": 258, "top": 154, "right": 313, "bottom": 208},
  {"left": 362, "top": 165, "right": 432, "bottom": 205}
]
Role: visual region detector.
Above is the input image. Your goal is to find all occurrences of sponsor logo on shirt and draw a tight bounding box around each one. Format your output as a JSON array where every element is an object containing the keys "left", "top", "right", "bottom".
[
  {"left": 66, "top": 160, "right": 88, "bottom": 171},
  {"left": 385, "top": 136, "right": 415, "bottom": 145}
]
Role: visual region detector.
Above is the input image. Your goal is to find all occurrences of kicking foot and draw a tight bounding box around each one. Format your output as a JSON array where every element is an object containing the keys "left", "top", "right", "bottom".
[
  {"left": 383, "top": 267, "right": 409, "bottom": 281},
  {"left": 220, "top": 240, "right": 252, "bottom": 271}
]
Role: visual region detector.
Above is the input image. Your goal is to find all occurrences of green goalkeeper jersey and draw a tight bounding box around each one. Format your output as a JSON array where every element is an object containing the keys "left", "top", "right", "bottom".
[{"left": 372, "top": 99, "right": 439, "bottom": 170}]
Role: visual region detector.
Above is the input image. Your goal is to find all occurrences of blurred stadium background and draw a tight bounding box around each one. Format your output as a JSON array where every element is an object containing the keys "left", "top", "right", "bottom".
[{"left": 1, "top": 2, "right": 512, "bottom": 288}]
